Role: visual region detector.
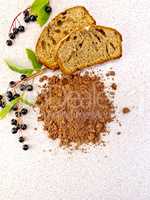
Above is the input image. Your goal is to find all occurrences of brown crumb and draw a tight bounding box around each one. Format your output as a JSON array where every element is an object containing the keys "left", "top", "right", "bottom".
[
  {"left": 36, "top": 73, "right": 115, "bottom": 148},
  {"left": 34, "top": 128, "right": 37, "bottom": 131},
  {"left": 111, "top": 83, "right": 117, "bottom": 90},
  {"left": 39, "top": 75, "right": 48, "bottom": 82},
  {"left": 106, "top": 71, "right": 115, "bottom": 76},
  {"left": 122, "top": 107, "right": 130, "bottom": 114}
]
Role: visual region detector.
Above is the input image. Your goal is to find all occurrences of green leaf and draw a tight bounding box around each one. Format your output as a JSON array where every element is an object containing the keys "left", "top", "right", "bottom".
[
  {"left": 5, "top": 59, "right": 34, "bottom": 75},
  {"left": 0, "top": 97, "right": 20, "bottom": 120},
  {"left": 31, "top": 0, "right": 48, "bottom": 10},
  {"left": 25, "top": 48, "right": 42, "bottom": 70},
  {"left": 31, "top": 0, "right": 50, "bottom": 26},
  {"left": 21, "top": 97, "right": 34, "bottom": 106}
]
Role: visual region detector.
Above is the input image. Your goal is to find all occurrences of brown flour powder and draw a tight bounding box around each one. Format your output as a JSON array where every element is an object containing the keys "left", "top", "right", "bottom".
[{"left": 36, "top": 73, "right": 115, "bottom": 148}]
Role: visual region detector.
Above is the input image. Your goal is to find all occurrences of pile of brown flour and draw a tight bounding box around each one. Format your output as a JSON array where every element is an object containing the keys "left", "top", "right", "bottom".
[{"left": 36, "top": 73, "right": 115, "bottom": 148}]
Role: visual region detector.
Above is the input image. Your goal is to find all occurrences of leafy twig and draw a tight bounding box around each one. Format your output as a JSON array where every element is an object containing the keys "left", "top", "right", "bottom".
[
  {"left": 5, "top": 59, "right": 34, "bottom": 75},
  {"left": 12, "top": 67, "right": 47, "bottom": 88}
]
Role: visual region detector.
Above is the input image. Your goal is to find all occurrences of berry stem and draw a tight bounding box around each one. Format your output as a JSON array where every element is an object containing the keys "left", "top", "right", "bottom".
[
  {"left": 9, "top": 11, "right": 22, "bottom": 33},
  {"left": 12, "top": 67, "right": 47, "bottom": 89},
  {"left": 9, "top": 7, "right": 31, "bottom": 33}
]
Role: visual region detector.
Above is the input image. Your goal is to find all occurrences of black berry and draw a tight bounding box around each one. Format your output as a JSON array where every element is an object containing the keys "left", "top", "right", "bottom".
[
  {"left": 19, "top": 136, "right": 25, "bottom": 143},
  {"left": 6, "top": 40, "right": 13, "bottom": 46},
  {"left": 21, "top": 108, "right": 28, "bottom": 115},
  {"left": 13, "top": 93, "right": 20, "bottom": 99},
  {"left": 0, "top": 95, "right": 3, "bottom": 100},
  {"left": 1, "top": 102, "right": 5, "bottom": 108},
  {"left": 22, "top": 144, "right": 29, "bottom": 151},
  {"left": 9, "top": 81, "right": 16, "bottom": 87},
  {"left": 8, "top": 97, "right": 14, "bottom": 102},
  {"left": 20, "top": 84, "right": 26, "bottom": 91},
  {"left": 45, "top": 6, "right": 52, "bottom": 13},
  {"left": 24, "top": 16, "right": 30, "bottom": 23},
  {"left": 30, "top": 15, "right": 37, "bottom": 22},
  {"left": 26, "top": 85, "right": 33, "bottom": 91},
  {"left": 13, "top": 28, "right": 19, "bottom": 35},
  {"left": 11, "top": 127, "right": 18, "bottom": 134},
  {"left": 20, "top": 74, "right": 27, "bottom": 80},
  {"left": 15, "top": 112, "right": 21, "bottom": 117},
  {"left": 6, "top": 91, "right": 13, "bottom": 98},
  {"left": 21, "top": 124, "right": 27, "bottom": 130},
  {"left": 23, "top": 10, "right": 29, "bottom": 17},
  {"left": 17, "top": 124, "right": 21, "bottom": 130},
  {"left": 18, "top": 26, "right": 25, "bottom": 32},
  {"left": 9, "top": 33, "right": 16, "bottom": 40},
  {"left": 0, "top": 101, "right": 3, "bottom": 107},
  {"left": 11, "top": 119, "right": 17, "bottom": 126},
  {"left": 12, "top": 105, "right": 18, "bottom": 111}
]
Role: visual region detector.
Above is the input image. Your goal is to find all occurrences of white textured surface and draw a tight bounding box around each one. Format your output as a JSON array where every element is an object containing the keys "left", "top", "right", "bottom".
[{"left": 0, "top": 0, "right": 149, "bottom": 200}]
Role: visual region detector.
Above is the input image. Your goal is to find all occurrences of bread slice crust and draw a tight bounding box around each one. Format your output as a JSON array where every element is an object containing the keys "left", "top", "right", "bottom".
[
  {"left": 36, "top": 6, "right": 96, "bottom": 70},
  {"left": 56, "top": 25, "right": 123, "bottom": 74}
]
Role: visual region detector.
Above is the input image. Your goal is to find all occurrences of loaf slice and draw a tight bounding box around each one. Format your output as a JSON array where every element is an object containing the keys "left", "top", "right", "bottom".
[
  {"left": 36, "top": 6, "right": 96, "bottom": 69},
  {"left": 56, "top": 25, "right": 122, "bottom": 74}
]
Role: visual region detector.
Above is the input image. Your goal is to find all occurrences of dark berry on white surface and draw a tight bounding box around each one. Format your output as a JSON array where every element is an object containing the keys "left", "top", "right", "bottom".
[
  {"left": 6, "top": 40, "right": 13, "bottom": 46},
  {"left": 19, "top": 136, "right": 25, "bottom": 143},
  {"left": 20, "top": 74, "right": 27, "bottom": 80},
  {"left": 9, "top": 33, "right": 16, "bottom": 40},
  {"left": 18, "top": 26, "right": 25, "bottom": 32},
  {"left": 21, "top": 124, "right": 27, "bottom": 130},
  {"left": 13, "top": 28, "right": 19, "bottom": 35},
  {"left": 15, "top": 112, "right": 21, "bottom": 117},
  {"left": 20, "top": 84, "right": 26, "bottom": 91},
  {"left": 23, "top": 10, "right": 29, "bottom": 17},
  {"left": 12, "top": 105, "right": 18, "bottom": 111},
  {"left": 11, "top": 127, "right": 18, "bottom": 134},
  {"left": 6, "top": 91, "right": 13, "bottom": 99},
  {"left": 11, "top": 119, "right": 17, "bottom": 126},
  {"left": 9, "top": 81, "right": 16, "bottom": 88},
  {"left": 21, "top": 108, "right": 28, "bottom": 115},
  {"left": 22, "top": 144, "right": 29, "bottom": 150},
  {"left": 26, "top": 85, "right": 33, "bottom": 91},
  {"left": 24, "top": 16, "right": 30, "bottom": 23}
]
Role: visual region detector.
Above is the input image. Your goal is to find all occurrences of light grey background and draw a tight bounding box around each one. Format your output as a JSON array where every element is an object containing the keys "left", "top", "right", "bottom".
[{"left": 0, "top": 0, "right": 149, "bottom": 200}]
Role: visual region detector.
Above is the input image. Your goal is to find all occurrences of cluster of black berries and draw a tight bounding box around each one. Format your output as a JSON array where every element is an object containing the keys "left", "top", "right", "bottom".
[
  {"left": 0, "top": 74, "right": 35, "bottom": 151},
  {"left": 6, "top": 9, "right": 37, "bottom": 46},
  {"left": 6, "top": 25, "right": 25, "bottom": 46},
  {"left": 23, "top": 9, "right": 37, "bottom": 23},
  {"left": 11, "top": 107, "right": 29, "bottom": 151},
  {"left": 6, "top": 6, "right": 52, "bottom": 46}
]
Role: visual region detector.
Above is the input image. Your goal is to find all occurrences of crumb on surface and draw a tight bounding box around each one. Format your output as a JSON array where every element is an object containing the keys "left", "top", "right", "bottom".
[
  {"left": 111, "top": 83, "right": 117, "bottom": 90},
  {"left": 122, "top": 107, "right": 130, "bottom": 114},
  {"left": 39, "top": 75, "right": 48, "bottom": 82},
  {"left": 106, "top": 71, "right": 115, "bottom": 76}
]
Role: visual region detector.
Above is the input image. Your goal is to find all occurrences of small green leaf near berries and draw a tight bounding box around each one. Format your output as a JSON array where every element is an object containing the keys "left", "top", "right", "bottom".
[
  {"left": 5, "top": 59, "right": 34, "bottom": 75},
  {"left": 0, "top": 97, "right": 20, "bottom": 120},
  {"left": 25, "top": 48, "right": 42, "bottom": 70},
  {"left": 31, "top": 0, "right": 50, "bottom": 26}
]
